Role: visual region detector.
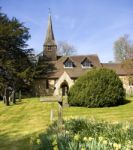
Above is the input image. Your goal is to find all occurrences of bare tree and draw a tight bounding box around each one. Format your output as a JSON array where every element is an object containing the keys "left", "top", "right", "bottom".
[
  {"left": 114, "top": 34, "right": 133, "bottom": 62},
  {"left": 57, "top": 41, "right": 77, "bottom": 56},
  {"left": 114, "top": 34, "right": 133, "bottom": 92}
]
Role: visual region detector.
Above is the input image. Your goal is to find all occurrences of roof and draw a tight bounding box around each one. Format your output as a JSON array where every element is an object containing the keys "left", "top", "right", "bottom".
[
  {"left": 44, "top": 14, "right": 56, "bottom": 46},
  {"left": 37, "top": 55, "right": 133, "bottom": 79},
  {"left": 46, "top": 54, "right": 102, "bottom": 78},
  {"left": 102, "top": 63, "right": 133, "bottom": 75}
]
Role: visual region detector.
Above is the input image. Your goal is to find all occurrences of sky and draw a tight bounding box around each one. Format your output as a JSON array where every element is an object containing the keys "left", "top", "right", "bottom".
[{"left": 0, "top": 0, "right": 133, "bottom": 62}]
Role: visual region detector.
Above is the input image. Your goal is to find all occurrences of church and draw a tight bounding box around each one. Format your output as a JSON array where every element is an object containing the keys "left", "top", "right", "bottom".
[{"left": 35, "top": 14, "right": 133, "bottom": 96}]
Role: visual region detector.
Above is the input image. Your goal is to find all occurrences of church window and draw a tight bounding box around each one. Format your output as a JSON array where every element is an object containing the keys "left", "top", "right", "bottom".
[
  {"left": 82, "top": 59, "right": 93, "bottom": 68},
  {"left": 47, "top": 46, "right": 51, "bottom": 51},
  {"left": 64, "top": 60, "right": 73, "bottom": 68}
]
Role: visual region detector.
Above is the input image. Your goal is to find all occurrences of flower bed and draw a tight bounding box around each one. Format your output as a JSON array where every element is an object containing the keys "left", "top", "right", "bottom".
[{"left": 32, "top": 119, "right": 133, "bottom": 150}]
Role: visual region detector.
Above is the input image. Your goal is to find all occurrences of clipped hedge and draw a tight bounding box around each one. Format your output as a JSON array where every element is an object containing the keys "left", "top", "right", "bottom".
[{"left": 68, "top": 68, "right": 125, "bottom": 107}]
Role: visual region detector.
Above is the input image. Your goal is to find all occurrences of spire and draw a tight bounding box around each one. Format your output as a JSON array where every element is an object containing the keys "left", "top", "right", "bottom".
[
  {"left": 44, "top": 11, "right": 56, "bottom": 46},
  {"left": 43, "top": 10, "right": 57, "bottom": 61}
]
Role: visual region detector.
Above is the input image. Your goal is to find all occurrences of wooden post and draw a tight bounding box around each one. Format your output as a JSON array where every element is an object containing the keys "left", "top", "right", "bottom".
[
  {"left": 50, "top": 109, "right": 54, "bottom": 122},
  {"left": 58, "top": 96, "right": 63, "bottom": 126}
]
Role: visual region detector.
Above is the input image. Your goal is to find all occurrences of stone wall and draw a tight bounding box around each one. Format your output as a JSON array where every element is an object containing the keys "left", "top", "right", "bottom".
[
  {"left": 34, "top": 79, "right": 55, "bottom": 96},
  {"left": 119, "top": 75, "right": 133, "bottom": 94}
]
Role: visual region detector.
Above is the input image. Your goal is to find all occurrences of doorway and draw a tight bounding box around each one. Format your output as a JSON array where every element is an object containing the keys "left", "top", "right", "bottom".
[{"left": 60, "top": 81, "right": 69, "bottom": 96}]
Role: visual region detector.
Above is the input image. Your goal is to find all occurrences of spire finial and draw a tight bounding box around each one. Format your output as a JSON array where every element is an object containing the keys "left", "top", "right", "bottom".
[{"left": 49, "top": 8, "right": 51, "bottom": 15}]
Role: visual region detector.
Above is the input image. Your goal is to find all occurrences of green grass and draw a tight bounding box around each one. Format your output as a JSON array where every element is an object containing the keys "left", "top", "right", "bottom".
[{"left": 0, "top": 97, "right": 133, "bottom": 150}]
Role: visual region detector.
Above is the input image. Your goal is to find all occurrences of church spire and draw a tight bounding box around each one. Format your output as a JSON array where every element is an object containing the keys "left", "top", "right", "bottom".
[
  {"left": 44, "top": 11, "right": 56, "bottom": 46},
  {"left": 43, "top": 11, "right": 57, "bottom": 61}
]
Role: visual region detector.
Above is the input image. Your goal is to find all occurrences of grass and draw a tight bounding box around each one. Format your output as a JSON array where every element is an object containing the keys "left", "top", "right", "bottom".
[{"left": 0, "top": 96, "right": 133, "bottom": 150}]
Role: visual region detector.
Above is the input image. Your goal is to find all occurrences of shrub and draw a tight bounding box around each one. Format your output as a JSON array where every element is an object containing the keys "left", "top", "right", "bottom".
[
  {"left": 32, "top": 119, "right": 133, "bottom": 150},
  {"left": 68, "top": 68, "right": 125, "bottom": 107}
]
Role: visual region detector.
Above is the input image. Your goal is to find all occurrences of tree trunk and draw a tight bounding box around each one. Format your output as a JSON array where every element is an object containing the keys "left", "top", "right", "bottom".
[
  {"left": 19, "top": 90, "right": 21, "bottom": 101},
  {"left": 12, "top": 90, "right": 16, "bottom": 104},
  {"left": 5, "top": 89, "right": 10, "bottom": 106}
]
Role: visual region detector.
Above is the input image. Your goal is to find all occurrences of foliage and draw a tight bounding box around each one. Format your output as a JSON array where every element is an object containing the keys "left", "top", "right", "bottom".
[
  {"left": 0, "top": 9, "right": 34, "bottom": 96},
  {"left": 34, "top": 56, "right": 55, "bottom": 77},
  {"left": 0, "top": 97, "right": 133, "bottom": 150},
  {"left": 32, "top": 118, "right": 133, "bottom": 150},
  {"left": 114, "top": 34, "right": 133, "bottom": 63},
  {"left": 68, "top": 68, "right": 125, "bottom": 107},
  {"left": 57, "top": 41, "right": 77, "bottom": 56}
]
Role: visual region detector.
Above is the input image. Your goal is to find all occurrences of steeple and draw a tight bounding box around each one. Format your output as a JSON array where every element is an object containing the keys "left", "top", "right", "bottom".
[{"left": 43, "top": 11, "right": 57, "bottom": 61}]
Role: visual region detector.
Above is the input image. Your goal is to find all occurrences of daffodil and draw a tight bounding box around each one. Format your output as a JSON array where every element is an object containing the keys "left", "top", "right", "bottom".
[
  {"left": 113, "top": 143, "right": 118, "bottom": 148},
  {"left": 103, "top": 140, "right": 107, "bottom": 145},
  {"left": 36, "top": 138, "right": 41, "bottom": 144},
  {"left": 83, "top": 137, "right": 87, "bottom": 142},
  {"left": 74, "top": 134, "right": 80, "bottom": 141},
  {"left": 88, "top": 137, "right": 94, "bottom": 142},
  {"left": 65, "top": 130, "right": 69, "bottom": 134},
  {"left": 99, "top": 136, "right": 103, "bottom": 142}
]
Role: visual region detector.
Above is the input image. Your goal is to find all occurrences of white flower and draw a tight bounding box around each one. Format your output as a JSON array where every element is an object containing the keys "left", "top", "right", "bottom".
[
  {"left": 103, "top": 140, "right": 107, "bottom": 145},
  {"left": 83, "top": 137, "right": 87, "bottom": 142}
]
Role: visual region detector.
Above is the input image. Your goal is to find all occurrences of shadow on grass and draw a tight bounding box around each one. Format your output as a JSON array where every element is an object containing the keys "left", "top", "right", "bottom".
[
  {"left": 122, "top": 99, "right": 131, "bottom": 105},
  {"left": 15, "top": 101, "right": 26, "bottom": 105},
  {"left": 0, "top": 131, "right": 34, "bottom": 150}
]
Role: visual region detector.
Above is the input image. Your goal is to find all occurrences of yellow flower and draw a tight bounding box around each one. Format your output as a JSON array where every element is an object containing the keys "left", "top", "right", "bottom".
[
  {"left": 113, "top": 143, "right": 121, "bottom": 150},
  {"left": 83, "top": 137, "right": 87, "bottom": 142},
  {"left": 36, "top": 138, "right": 41, "bottom": 144},
  {"left": 99, "top": 136, "right": 103, "bottom": 142},
  {"left": 113, "top": 143, "right": 118, "bottom": 148},
  {"left": 118, "top": 144, "right": 121, "bottom": 149},
  {"left": 127, "top": 140, "right": 131, "bottom": 144},
  {"left": 65, "top": 130, "right": 69, "bottom": 134},
  {"left": 52, "top": 139, "right": 57, "bottom": 146},
  {"left": 123, "top": 123, "right": 130, "bottom": 131},
  {"left": 74, "top": 134, "right": 80, "bottom": 141},
  {"left": 88, "top": 137, "right": 94, "bottom": 142},
  {"left": 81, "top": 148, "right": 86, "bottom": 150},
  {"left": 103, "top": 140, "right": 107, "bottom": 145},
  {"left": 109, "top": 142, "right": 112, "bottom": 146}
]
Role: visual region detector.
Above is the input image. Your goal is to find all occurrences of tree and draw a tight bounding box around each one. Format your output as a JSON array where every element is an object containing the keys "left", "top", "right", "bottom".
[
  {"left": 57, "top": 41, "right": 77, "bottom": 56},
  {"left": 0, "top": 9, "right": 34, "bottom": 101},
  {"left": 68, "top": 68, "right": 125, "bottom": 107},
  {"left": 114, "top": 34, "right": 133, "bottom": 62},
  {"left": 114, "top": 35, "right": 133, "bottom": 82}
]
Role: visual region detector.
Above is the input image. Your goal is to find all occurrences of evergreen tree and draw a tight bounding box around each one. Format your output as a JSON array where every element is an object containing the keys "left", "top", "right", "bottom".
[{"left": 0, "top": 9, "right": 34, "bottom": 99}]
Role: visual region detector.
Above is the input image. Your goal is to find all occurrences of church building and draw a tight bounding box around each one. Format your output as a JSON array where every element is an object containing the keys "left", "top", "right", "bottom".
[{"left": 35, "top": 14, "right": 133, "bottom": 96}]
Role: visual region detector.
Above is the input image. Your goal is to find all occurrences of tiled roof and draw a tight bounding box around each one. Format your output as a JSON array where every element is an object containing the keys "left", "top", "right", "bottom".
[
  {"left": 46, "top": 54, "right": 102, "bottom": 78},
  {"left": 37, "top": 55, "right": 133, "bottom": 79},
  {"left": 102, "top": 63, "right": 133, "bottom": 75}
]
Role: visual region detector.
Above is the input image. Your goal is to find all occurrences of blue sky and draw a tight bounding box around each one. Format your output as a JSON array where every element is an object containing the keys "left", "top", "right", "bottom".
[{"left": 1, "top": 0, "right": 133, "bottom": 62}]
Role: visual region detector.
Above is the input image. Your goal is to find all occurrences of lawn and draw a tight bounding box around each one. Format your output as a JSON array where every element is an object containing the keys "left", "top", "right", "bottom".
[{"left": 0, "top": 96, "right": 133, "bottom": 150}]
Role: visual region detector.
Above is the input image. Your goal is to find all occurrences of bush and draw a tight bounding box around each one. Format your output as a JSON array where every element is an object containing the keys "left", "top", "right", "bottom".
[
  {"left": 68, "top": 68, "right": 125, "bottom": 107},
  {"left": 32, "top": 119, "right": 133, "bottom": 150}
]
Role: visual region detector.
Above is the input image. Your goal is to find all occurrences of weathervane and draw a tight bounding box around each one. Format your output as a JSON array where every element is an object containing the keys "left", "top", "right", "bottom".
[{"left": 49, "top": 8, "right": 51, "bottom": 15}]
